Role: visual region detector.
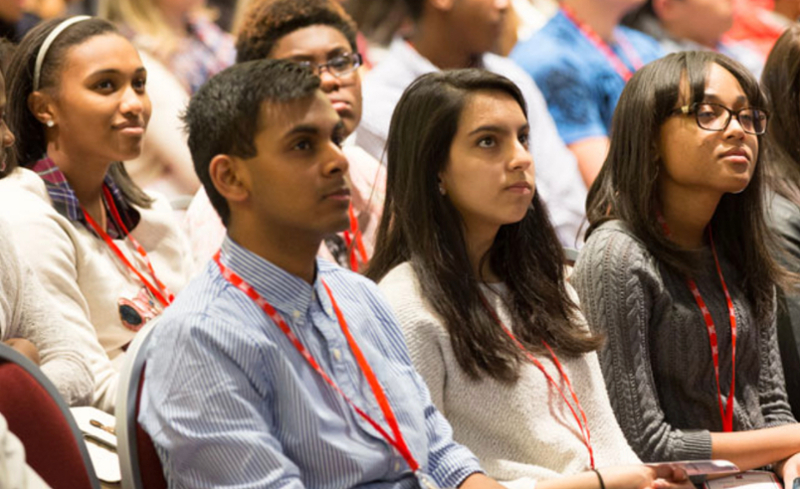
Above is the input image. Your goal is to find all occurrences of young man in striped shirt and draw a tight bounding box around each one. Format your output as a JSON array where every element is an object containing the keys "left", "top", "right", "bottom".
[{"left": 138, "top": 58, "right": 502, "bottom": 489}]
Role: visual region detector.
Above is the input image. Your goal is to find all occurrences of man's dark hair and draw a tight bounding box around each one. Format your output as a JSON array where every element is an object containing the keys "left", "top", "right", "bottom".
[
  {"left": 183, "top": 58, "right": 320, "bottom": 226},
  {"left": 236, "top": 0, "right": 358, "bottom": 63}
]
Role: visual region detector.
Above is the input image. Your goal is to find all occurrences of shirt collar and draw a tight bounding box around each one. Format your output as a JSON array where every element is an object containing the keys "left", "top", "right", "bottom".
[
  {"left": 30, "top": 156, "right": 140, "bottom": 237},
  {"left": 219, "top": 235, "right": 329, "bottom": 318}
]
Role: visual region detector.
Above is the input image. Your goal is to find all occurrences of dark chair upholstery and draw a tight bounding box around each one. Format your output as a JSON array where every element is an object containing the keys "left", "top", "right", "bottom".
[
  {"left": 0, "top": 343, "right": 100, "bottom": 489},
  {"left": 116, "top": 319, "right": 166, "bottom": 489}
]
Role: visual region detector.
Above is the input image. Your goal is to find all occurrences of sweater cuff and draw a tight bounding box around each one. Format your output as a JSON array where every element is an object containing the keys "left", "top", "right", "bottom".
[{"left": 677, "top": 430, "right": 713, "bottom": 460}]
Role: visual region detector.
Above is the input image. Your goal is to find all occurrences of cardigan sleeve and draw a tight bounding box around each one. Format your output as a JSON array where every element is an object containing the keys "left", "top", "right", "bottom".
[
  {"left": 572, "top": 226, "right": 712, "bottom": 462},
  {"left": 6, "top": 200, "right": 120, "bottom": 412},
  {"left": 757, "top": 295, "right": 797, "bottom": 427}
]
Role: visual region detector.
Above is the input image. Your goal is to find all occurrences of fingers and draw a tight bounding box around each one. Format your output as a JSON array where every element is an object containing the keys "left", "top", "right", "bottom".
[{"left": 649, "top": 464, "right": 688, "bottom": 483}]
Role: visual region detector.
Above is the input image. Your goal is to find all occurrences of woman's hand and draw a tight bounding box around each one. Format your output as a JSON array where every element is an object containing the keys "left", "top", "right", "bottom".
[
  {"left": 599, "top": 464, "right": 690, "bottom": 489},
  {"left": 777, "top": 451, "right": 800, "bottom": 488},
  {"left": 3, "top": 338, "right": 40, "bottom": 365}
]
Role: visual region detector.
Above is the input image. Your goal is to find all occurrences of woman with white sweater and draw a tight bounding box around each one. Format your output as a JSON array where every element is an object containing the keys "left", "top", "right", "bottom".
[
  {"left": 0, "top": 16, "right": 193, "bottom": 412},
  {"left": 367, "top": 69, "right": 688, "bottom": 489}
]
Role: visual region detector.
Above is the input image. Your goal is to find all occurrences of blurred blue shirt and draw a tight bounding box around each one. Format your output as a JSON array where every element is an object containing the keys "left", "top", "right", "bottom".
[
  {"left": 511, "top": 11, "right": 663, "bottom": 145},
  {"left": 139, "top": 236, "right": 482, "bottom": 489}
]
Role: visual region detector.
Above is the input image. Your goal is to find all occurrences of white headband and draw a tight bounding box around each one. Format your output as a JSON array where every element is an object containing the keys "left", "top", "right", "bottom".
[{"left": 33, "top": 16, "right": 92, "bottom": 92}]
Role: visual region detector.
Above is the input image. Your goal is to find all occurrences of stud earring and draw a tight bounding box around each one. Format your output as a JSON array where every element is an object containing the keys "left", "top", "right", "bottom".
[
  {"left": 46, "top": 120, "right": 54, "bottom": 128},
  {"left": 438, "top": 182, "right": 446, "bottom": 195}
]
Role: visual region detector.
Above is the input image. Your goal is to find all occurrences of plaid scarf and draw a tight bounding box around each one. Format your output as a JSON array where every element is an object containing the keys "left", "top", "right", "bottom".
[{"left": 31, "top": 156, "right": 140, "bottom": 238}]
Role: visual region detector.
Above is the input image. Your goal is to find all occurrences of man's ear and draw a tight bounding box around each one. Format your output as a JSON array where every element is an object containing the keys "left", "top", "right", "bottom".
[
  {"left": 27, "top": 91, "right": 56, "bottom": 127},
  {"left": 210, "top": 154, "right": 250, "bottom": 205}
]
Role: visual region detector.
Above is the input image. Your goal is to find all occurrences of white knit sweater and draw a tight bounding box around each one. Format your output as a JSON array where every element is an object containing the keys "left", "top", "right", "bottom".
[
  {"left": 0, "top": 168, "right": 194, "bottom": 412},
  {"left": 378, "top": 263, "right": 640, "bottom": 487},
  {"left": 0, "top": 216, "right": 93, "bottom": 406}
]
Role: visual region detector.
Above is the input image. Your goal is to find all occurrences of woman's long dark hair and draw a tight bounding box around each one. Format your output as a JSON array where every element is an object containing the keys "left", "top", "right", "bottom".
[
  {"left": 586, "top": 51, "right": 783, "bottom": 323},
  {"left": 4, "top": 17, "right": 151, "bottom": 207},
  {"left": 367, "top": 69, "right": 601, "bottom": 383},
  {"left": 762, "top": 25, "right": 800, "bottom": 208}
]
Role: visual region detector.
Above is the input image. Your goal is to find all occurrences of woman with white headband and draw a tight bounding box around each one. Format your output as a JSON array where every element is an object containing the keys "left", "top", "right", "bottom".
[{"left": 0, "top": 16, "right": 193, "bottom": 412}]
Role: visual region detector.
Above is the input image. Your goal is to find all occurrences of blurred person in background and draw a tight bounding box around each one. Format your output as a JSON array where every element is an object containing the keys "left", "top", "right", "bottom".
[
  {"left": 99, "top": 0, "right": 233, "bottom": 199},
  {"left": 760, "top": 24, "right": 800, "bottom": 420},
  {"left": 623, "top": 0, "right": 764, "bottom": 78},
  {"left": 511, "top": 0, "right": 661, "bottom": 187},
  {"left": 512, "top": 0, "right": 557, "bottom": 42},
  {"left": 357, "top": 0, "right": 588, "bottom": 248},
  {"left": 728, "top": 0, "right": 799, "bottom": 57},
  {"left": 99, "top": 0, "right": 234, "bottom": 95},
  {"left": 0, "top": 0, "right": 35, "bottom": 41}
]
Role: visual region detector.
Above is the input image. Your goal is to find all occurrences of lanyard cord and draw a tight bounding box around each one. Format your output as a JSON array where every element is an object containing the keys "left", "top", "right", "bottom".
[
  {"left": 560, "top": 4, "right": 644, "bottom": 82},
  {"left": 81, "top": 186, "right": 173, "bottom": 307},
  {"left": 214, "top": 252, "right": 419, "bottom": 470},
  {"left": 342, "top": 203, "right": 369, "bottom": 272},
  {"left": 657, "top": 215, "right": 737, "bottom": 431},
  {"left": 479, "top": 293, "right": 595, "bottom": 469}
]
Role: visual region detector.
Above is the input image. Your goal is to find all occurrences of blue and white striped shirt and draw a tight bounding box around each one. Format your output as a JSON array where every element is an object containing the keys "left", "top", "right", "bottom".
[{"left": 139, "top": 237, "right": 482, "bottom": 489}]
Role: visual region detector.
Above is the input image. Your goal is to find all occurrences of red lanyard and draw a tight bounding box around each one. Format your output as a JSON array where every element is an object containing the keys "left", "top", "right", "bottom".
[
  {"left": 213, "top": 251, "right": 419, "bottom": 472},
  {"left": 561, "top": 4, "right": 643, "bottom": 82},
  {"left": 480, "top": 293, "right": 595, "bottom": 469},
  {"left": 82, "top": 186, "right": 174, "bottom": 308},
  {"left": 657, "top": 216, "right": 737, "bottom": 432},
  {"left": 342, "top": 203, "right": 369, "bottom": 272}
]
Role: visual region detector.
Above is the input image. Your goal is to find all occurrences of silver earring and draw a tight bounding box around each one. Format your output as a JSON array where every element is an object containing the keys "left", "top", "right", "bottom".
[
  {"left": 46, "top": 120, "right": 54, "bottom": 128},
  {"left": 438, "top": 182, "right": 446, "bottom": 195}
]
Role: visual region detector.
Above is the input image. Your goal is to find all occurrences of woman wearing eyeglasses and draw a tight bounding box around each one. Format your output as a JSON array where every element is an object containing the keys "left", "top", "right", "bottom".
[
  {"left": 573, "top": 51, "right": 800, "bottom": 484},
  {"left": 183, "top": 0, "right": 386, "bottom": 273}
]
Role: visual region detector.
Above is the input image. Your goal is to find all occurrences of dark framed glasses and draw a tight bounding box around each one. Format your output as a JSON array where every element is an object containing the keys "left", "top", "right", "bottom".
[
  {"left": 296, "top": 52, "right": 363, "bottom": 78},
  {"left": 670, "top": 103, "right": 768, "bottom": 135}
]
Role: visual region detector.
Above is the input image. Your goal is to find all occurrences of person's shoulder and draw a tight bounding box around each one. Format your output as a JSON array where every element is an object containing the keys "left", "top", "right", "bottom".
[
  {"left": 363, "top": 43, "right": 416, "bottom": 94},
  {"left": 768, "top": 192, "right": 800, "bottom": 234},
  {"left": 148, "top": 264, "right": 243, "bottom": 342},
  {"left": 377, "top": 262, "right": 421, "bottom": 302},
  {"left": 579, "top": 220, "right": 654, "bottom": 267},
  {"left": 317, "top": 259, "right": 382, "bottom": 295},
  {"left": 509, "top": 28, "right": 584, "bottom": 80},
  {"left": 0, "top": 168, "right": 75, "bottom": 237},
  {"left": 617, "top": 25, "right": 663, "bottom": 62},
  {"left": 377, "top": 262, "right": 448, "bottom": 334},
  {"left": 0, "top": 167, "right": 53, "bottom": 207}
]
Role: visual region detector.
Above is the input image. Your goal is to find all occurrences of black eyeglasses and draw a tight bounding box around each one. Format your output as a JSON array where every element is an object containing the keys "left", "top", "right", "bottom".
[
  {"left": 296, "top": 52, "right": 363, "bottom": 78},
  {"left": 670, "top": 103, "right": 768, "bottom": 135}
]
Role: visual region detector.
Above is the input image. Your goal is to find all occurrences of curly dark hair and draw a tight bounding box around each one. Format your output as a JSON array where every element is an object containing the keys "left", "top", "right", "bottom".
[{"left": 236, "top": 0, "right": 358, "bottom": 63}]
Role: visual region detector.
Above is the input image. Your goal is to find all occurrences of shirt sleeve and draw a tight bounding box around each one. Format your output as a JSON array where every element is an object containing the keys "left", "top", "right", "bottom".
[
  {"left": 5, "top": 203, "right": 120, "bottom": 412},
  {"left": 572, "top": 228, "right": 713, "bottom": 462},
  {"left": 362, "top": 281, "right": 484, "bottom": 488},
  {"left": 139, "top": 312, "right": 306, "bottom": 489},
  {"left": 15, "top": 252, "right": 94, "bottom": 407},
  {"left": 534, "top": 56, "right": 608, "bottom": 145},
  {"left": 757, "top": 293, "right": 797, "bottom": 427}
]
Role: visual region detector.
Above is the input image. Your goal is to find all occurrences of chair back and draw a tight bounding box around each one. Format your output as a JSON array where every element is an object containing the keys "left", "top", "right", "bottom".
[
  {"left": 0, "top": 343, "right": 100, "bottom": 489},
  {"left": 115, "top": 319, "right": 166, "bottom": 489}
]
